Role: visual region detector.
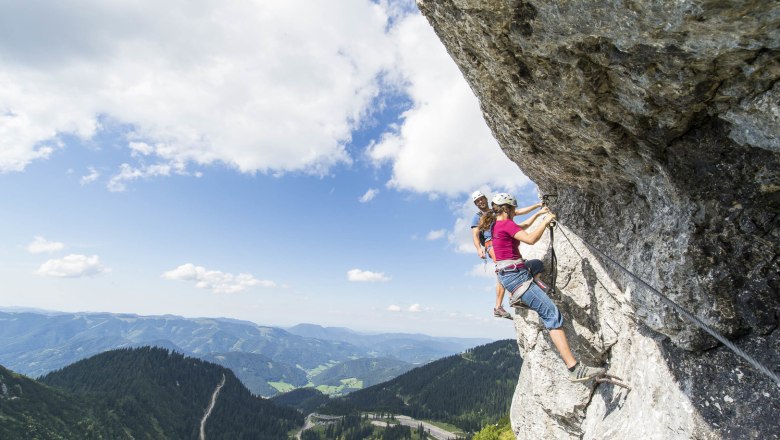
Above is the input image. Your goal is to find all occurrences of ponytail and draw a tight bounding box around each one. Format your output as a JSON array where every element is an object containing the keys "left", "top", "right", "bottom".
[
  {"left": 478, "top": 204, "right": 513, "bottom": 232},
  {"left": 478, "top": 207, "right": 498, "bottom": 232}
]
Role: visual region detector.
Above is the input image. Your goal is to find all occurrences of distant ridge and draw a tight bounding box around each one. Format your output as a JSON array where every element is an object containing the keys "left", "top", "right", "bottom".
[
  {"left": 0, "top": 310, "right": 491, "bottom": 398},
  {"left": 287, "top": 323, "right": 492, "bottom": 364}
]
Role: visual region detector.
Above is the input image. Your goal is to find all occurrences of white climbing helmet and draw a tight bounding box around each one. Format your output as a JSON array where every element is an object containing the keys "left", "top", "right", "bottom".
[
  {"left": 471, "top": 190, "right": 487, "bottom": 202},
  {"left": 491, "top": 193, "right": 518, "bottom": 207}
]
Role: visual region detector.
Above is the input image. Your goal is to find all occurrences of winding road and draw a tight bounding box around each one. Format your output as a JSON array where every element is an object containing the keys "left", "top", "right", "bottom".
[
  {"left": 296, "top": 413, "right": 459, "bottom": 440},
  {"left": 370, "top": 415, "right": 458, "bottom": 440},
  {"left": 199, "top": 374, "right": 226, "bottom": 440},
  {"left": 295, "top": 413, "right": 316, "bottom": 440}
]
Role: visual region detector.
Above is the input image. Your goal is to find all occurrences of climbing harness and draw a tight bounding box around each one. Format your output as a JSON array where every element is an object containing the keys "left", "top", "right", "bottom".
[{"left": 552, "top": 222, "right": 780, "bottom": 387}]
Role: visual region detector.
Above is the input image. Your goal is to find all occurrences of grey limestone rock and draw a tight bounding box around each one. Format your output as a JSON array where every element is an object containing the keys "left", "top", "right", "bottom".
[{"left": 417, "top": 0, "right": 780, "bottom": 438}]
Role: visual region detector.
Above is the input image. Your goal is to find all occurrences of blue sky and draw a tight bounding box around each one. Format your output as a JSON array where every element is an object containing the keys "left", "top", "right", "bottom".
[{"left": 0, "top": 0, "right": 539, "bottom": 339}]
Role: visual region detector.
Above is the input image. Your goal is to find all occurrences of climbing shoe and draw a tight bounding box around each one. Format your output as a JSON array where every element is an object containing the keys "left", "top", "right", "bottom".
[
  {"left": 568, "top": 363, "right": 606, "bottom": 382},
  {"left": 493, "top": 306, "right": 512, "bottom": 319}
]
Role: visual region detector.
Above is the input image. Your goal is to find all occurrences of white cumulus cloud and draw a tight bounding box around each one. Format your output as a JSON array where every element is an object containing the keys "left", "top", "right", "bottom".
[
  {"left": 0, "top": 0, "right": 396, "bottom": 180},
  {"left": 80, "top": 167, "right": 100, "bottom": 186},
  {"left": 426, "top": 229, "right": 446, "bottom": 240},
  {"left": 1, "top": 0, "right": 529, "bottom": 199},
  {"left": 27, "top": 236, "right": 64, "bottom": 254},
  {"left": 129, "top": 141, "right": 154, "bottom": 157},
  {"left": 162, "top": 263, "right": 275, "bottom": 294},
  {"left": 408, "top": 303, "right": 422, "bottom": 312},
  {"left": 36, "top": 254, "right": 108, "bottom": 277},
  {"left": 359, "top": 188, "right": 379, "bottom": 203},
  {"left": 347, "top": 268, "right": 390, "bottom": 282},
  {"left": 370, "top": 12, "right": 530, "bottom": 196},
  {"left": 387, "top": 304, "right": 401, "bottom": 312},
  {"left": 107, "top": 162, "right": 193, "bottom": 192}
]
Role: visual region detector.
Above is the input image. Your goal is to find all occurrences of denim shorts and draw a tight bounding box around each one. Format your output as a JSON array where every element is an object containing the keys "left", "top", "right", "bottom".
[{"left": 498, "top": 267, "right": 563, "bottom": 330}]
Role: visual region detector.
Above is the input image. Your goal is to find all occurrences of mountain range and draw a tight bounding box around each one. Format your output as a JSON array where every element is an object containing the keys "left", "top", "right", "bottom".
[
  {"left": 286, "top": 323, "right": 485, "bottom": 363},
  {"left": 2, "top": 339, "right": 521, "bottom": 438},
  {"left": 0, "top": 310, "right": 490, "bottom": 397}
]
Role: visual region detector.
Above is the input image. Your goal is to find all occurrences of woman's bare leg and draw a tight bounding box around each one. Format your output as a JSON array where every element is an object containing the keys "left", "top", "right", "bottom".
[
  {"left": 549, "top": 328, "right": 577, "bottom": 368},
  {"left": 495, "top": 282, "right": 505, "bottom": 309}
]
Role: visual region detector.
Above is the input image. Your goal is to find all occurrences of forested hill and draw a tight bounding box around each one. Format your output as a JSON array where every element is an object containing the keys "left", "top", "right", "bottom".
[
  {"left": 320, "top": 339, "right": 521, "bottom": 432},
  {"left": 39, "top": 347, "right": 303, "bottom": 439},
  {"left": 0, "top": 364, "right": 107, "bottom": 439},
  {"left": 16, "top": 347, "right": 303, "bottom": 439}
]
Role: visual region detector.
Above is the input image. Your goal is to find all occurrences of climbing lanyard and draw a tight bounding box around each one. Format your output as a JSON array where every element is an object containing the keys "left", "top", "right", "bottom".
[
  {"left": 542, "top": 194, "right": 558, "bottom": 295},
  {"left": 554, "top": 222, "right": 780, "bottom": 387},
  {"left": 547, "top": 221, "right": 558, "bottom": 295}
]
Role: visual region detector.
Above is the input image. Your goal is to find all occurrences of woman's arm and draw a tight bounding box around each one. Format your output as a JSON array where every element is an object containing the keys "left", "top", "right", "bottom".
[
  {"left": 513, "top": 213, "right": 556, "bottom": 245},
  {"left": 517, "top": 207, "right": 550, "bottom": 229},
  {"left": 514, "top": 202, "right": 542, "bottom": 216}
]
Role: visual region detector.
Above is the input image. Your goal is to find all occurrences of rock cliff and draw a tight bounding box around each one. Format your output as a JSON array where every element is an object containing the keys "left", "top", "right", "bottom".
[{"left": 417, "top": 1, "right": 779, "bottom": 438}]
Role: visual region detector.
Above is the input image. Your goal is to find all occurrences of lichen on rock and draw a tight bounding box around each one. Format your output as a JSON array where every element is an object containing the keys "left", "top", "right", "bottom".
[{"left": 417, "top": 0, "right": 780, "bottom": 438}]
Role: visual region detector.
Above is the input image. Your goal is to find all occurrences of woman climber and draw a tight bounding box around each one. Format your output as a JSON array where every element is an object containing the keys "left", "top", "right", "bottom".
[
  {"left": 480, "top": 192, "right": 605, "bottom": 382},
  {"left": 470, "top": 190, "right": 546, "bottom": 319}
]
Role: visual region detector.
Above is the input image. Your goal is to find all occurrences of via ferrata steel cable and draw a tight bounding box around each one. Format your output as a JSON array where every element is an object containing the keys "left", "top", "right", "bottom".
[{"left": 554, "top": 223, "right": 780, "bottom": 387}]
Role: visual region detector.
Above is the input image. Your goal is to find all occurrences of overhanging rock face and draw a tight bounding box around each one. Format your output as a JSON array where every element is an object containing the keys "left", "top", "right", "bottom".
[{"left": 417, "top": 1, "right": 779, "bottom": 438}]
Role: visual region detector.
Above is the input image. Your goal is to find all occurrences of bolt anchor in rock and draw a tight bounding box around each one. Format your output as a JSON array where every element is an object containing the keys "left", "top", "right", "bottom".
[{"left": 594, "top": 373, "right": 631, "bottom": 391}]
